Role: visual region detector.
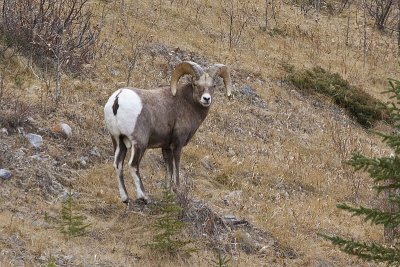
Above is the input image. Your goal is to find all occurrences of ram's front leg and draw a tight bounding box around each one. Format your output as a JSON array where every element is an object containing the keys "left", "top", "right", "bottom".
[
  {"left": 172, "top": 146, "right": 183, "bottom": 188},
  {"left": 162, "top": 148, "right": 174, "bottom": 189}
]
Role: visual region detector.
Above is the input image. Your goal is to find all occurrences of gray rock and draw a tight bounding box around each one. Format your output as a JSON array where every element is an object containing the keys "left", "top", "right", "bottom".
[
  {"left": 241, "top": 85, "right": 257, "bottom": 96},
  {"left": 63, "top": 255, "right": 75, "bottom": 262},
  {"left": 25, "top": 133, "right": 43, "bottom": 148},
  {"left": 60, "top": 123, "right": 72, "bottom": 138},
  {"left": 52, "top": 122, "right": 72, "bottom": 138},
  {"left": 222, "top": 214, "right": 249, "bottom": 226},
  {"left": 0, "top": 169, "right": 12, "bottom": 180},
  {"left": 90, "top": 146, "right": 101, "bottom": 157},
  {"left": 17, "top": 127, "right": 25, "bottom": 135},
  {"left": 227, "top": 148, "right": 236, "bottom": 157},
  {"left": 80, "top": 156, "right": 89, "bottom": 166},
  {"left": 27, "top": 117, "right": 36, "bottom": 124},
  {"left": 223, "top": 214, "right": 237, "bottom": 221},
  {"left": 0, "top": 128, "right": 8, "bottom": 135},
  {"left": 30, "top": 155, "right": 42, "bottom": 161},
  {"left": 109, "top": 67, "right": 120, "bottom": 76}
]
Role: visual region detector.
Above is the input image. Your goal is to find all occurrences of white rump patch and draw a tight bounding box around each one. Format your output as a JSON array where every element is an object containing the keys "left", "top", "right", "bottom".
[{"left": 104, "top": 89, "right": 143, "bottom": 138}]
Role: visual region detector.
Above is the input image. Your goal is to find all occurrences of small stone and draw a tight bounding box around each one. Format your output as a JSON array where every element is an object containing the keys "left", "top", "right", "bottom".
[
  {"left": 30, "top": 155, "right": 42, "bottom": 160},
  {"left": 17, "top": 127, "right": 25, "bottom": 135},
  {"left": 109, "top": 67, "right": 120, "bottom": 76},
  {"left": 80, "top": 156, "right": 89, "bottom": 166},
  {"left": 25, "top": 133, "right": 43, "bottom": 148},
  {"left": 60, "top": 123, "right": 72, "bottom": 137},
  {"left": 27, "top": 117, "right": 36, "bottom": 124},
  {"left": 0, "top": 128, "right": 8, "bottom": 135},
  {"left": 227, "top": 148, "right": 235, "bottom": 157},
  {"left": 38, "top": 255, "right": 47, "bottom": 262},
  {"left": 259, "top": 245, "right": 272, "bottom": 254},
  {"left": 222, "top": 215, "right": 248, "bottom": 226},
  {"left": 90, "top": 146, "right": 101, "bottom": 157},
  {"left": 222, "top": 215, "right": 240, "bottom": 224},
  {"left": 0, "top": 169, "right": 12, "bottom": 180},
  {"left": 64, "top": 255, "right": 75, "bottom": 262},
  {"left": 52, "top": 122, "right": 72, "bottom": 138},
  {"left": 223, "top": 215, "right": 238, "bottom": 224}
]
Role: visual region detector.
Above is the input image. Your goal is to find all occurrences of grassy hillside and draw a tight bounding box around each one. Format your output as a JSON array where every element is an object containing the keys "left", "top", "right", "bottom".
[{"left": 0, "top": 0, "right": 399, "bottom": 266}]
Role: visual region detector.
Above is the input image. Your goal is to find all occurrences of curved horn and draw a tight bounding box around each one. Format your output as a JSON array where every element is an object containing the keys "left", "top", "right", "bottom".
[
  {"left": 206, "top": 64, "right": 232, "bottom": 97},
  {"left": 170, "top": 61, "right": 204, "bottom": 96}
]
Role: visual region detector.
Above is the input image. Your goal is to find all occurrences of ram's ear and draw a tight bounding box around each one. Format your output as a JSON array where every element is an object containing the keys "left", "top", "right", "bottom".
[{"left": 171, "top": 61, "right": 204, "bottom": 96}]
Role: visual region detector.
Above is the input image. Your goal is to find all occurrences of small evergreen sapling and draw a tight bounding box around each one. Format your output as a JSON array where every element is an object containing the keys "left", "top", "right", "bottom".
[
  {"left": 322, "top": 78, "right": 400, "bottom": 265},
  {"left": 58, "top": 188, "right": 91, "bottom": 238},
  {"left": 146, "top": 188, "right": 195, "bottom": 257},
  {"left": 211, "top": 252, "right": 231, "bottom": 267}
]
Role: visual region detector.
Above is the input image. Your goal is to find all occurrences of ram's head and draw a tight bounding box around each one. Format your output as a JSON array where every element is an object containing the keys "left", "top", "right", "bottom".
[{"left": 170, "top": 61, "right": 232, "bottom": 107}]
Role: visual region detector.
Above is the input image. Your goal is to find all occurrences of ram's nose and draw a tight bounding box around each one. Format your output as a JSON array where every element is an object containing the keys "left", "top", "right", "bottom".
[{"left": 203, "top": 96, "right": 211, "bottom": 103}]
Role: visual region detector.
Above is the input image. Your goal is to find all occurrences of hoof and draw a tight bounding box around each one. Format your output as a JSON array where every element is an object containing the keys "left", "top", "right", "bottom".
[
  {"left": 122, "top": 198, "right": 130, "bottom": 205},
  {"left": 135, "top": 197, "right": 148, "bottom": 205},
  {"left": 171, "top": 185, "right": 179, "bottom": 194}
]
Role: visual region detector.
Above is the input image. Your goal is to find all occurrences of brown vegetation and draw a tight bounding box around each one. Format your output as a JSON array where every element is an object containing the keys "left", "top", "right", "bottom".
[{"left": 0, "top": 0, "right": 399, "bottom": 266}]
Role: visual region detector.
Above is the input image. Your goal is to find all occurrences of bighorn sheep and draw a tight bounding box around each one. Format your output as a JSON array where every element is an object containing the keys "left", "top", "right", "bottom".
[{"left": 104, "top": 61, "right": 232, "bottom": 203}]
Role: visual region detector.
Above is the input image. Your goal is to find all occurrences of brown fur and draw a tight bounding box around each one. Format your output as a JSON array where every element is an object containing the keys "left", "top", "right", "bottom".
[
  {"left": 107, "top": 62, "right": 230, "bottom": 202},
  {"left": 113, "top": 82, "right": 212, "bottom": 198},
  {"left": 132, "top": 83, "right": 210, "bottom": 151}
]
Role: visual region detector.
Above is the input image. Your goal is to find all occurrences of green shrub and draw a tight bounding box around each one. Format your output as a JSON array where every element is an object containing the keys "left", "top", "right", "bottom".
[
  {"left": 320, "top": 78, "right": 400, "bottom": 265},
  {"left": 146, "top": 189, "right": 195, "bottom": 257},
  {"left": 58, "top": 189, "right": 91, "bottom": 238},
  {"left": 211, "top": 252, "right": 231, "bottom": 267},
  {"left": 288, "top": 66, "right": 389, "bottom": 128}
]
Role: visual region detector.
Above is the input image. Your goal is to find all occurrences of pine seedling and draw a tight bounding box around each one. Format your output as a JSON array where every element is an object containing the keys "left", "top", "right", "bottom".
[
  {"left": 146, "top": 188, "right": 195, "bottom": 257},
  {"left": 211, "top": 252, "right": 231, "bottom": 267},
  {"left": 322, "top": 78, "right": 400, "bottom": 265},
  {"left": 58, "top": 188, "right": 91, "bottom": 238}
]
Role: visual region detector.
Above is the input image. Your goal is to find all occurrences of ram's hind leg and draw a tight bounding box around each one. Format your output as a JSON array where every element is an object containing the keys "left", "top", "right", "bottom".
[
  {"left": 113, "top": 135, "right": 129, "bottom": 203},
  {"left": 129, "top": 143, "right": 147, "bottom": 203}
]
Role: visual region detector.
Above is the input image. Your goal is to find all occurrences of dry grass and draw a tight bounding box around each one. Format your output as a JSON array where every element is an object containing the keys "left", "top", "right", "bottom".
[{"left": 0, "top": 0, "right": 399, "bottom": 266}]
